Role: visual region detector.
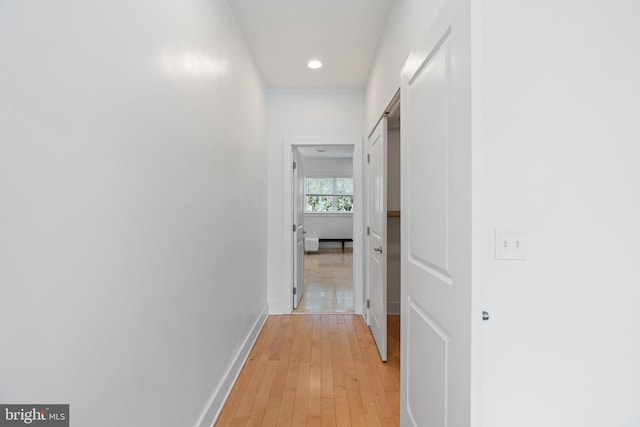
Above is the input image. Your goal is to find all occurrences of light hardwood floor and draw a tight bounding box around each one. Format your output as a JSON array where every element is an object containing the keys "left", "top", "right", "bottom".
[
  {"left": 295, "top": 250, "right": 354, "bottom": 313},
  {"left": 215, "top": 314, "right": 401, "bottom": 427}
]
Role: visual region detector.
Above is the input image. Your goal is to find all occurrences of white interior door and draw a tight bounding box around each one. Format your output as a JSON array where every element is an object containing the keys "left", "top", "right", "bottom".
[
  {"left": 400, "top": 3, "right": 473, "bottom": 426},
  {"left": 292, "top": 149, "right": 305, "bottom": 309},
  {"left": 367, "top": 117, "right": 387, "bottom": 361}
]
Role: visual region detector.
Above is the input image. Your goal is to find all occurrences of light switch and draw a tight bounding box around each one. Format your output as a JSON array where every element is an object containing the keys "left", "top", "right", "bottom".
[{"left": 495, "top": 227, "right": 528, "bottom": 260}]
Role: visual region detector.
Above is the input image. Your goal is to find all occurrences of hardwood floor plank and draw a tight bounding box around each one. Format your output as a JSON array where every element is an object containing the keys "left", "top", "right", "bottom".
[
  {"left": 246, "top": 360, "right": 278, "bottom": 426},
  {"left": 309, "top": 315, "right": 323, "bottom": 416},
  {"left": 260, "top": 396, "right": 281, "bottom": 427},
  {"left": 359, "top": 331, "right": 394, "bottom": 420},
  {"left": 381, "top": 418, "right": 398, "bottom": 427},
  {"left": 283, "top": 315, "right": 304, "bottom": 392},
  {"left": 215, "top": 314, "right": 399, "bottom": 427},
  {"left": 346, "top": 318, "right": 382, "bottom": 427},
  {"left": 334, "top": 386, "right": 352, "bottom": 427},
  {"left": 386, "top": 391, "right": 400, "bottom": 423},
  {"left": 337, "top": 321, "right": 356, "bottom": 377},
  {"left": 291, "top": 360, "right": 310, "bottom": 425},
  {"left": 307, "top": 415, "right": 322, "bottom": 427},
  {"left": 384, "top": 316, "right": 401, "bottom": 391},
  {"left": 300, "top": 313, "right": 314, "bottom": 363},
  {"left": 270, "top": 316, "right": 298, "bottom": 398},
  {"left": 275, "top": 389, "right": 295, "bottom": 427},
  {"left": 269, "top": 316, "right": 290, "bottom": 361},
  {"left": 322, "top": 398, "right": 337, "bottom": 427},
  {"left": 321, "top": 315, "right": 335, "bottom": 399},
  {"left": 353, "top": 365, "right": 383, "bottom": 426},
  {"left": 330, "top": 315, "right": 346, "bottom": 389},
  {"left": 344, "top": 375, "right": 366, "bottom": 426}
]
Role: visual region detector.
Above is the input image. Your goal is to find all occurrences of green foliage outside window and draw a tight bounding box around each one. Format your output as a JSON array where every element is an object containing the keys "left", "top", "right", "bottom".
[
  {"left": 337, "top": 196, "right": 353, "bottom": 212},
  {"left": 306, "top": 195, "right": 334, "bottom": 212},
  {"left": 305, "top": 177, "right": 353, "bottom": 213}
]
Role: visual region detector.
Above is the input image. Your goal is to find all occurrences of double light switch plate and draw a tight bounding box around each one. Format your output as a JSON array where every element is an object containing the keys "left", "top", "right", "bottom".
[{"left": 495, "top": 227, "right": 528, "bottom": 260}]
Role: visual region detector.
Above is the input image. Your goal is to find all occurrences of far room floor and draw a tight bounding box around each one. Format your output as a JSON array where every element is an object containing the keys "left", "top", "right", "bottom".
[{"left": 295, "top": 249, "right": 353, "bottom": 313}]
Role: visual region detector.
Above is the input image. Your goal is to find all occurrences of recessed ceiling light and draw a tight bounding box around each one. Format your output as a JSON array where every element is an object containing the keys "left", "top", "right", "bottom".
[{"left": 307, "top": 59, "right": 322, "bottom": 70}]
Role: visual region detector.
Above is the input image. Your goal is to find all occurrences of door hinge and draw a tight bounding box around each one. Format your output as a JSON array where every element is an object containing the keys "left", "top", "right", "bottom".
[
  {"left": 366, "top": 299, "right": 370, "bottom": 309},
  {"left": 366, "top": 226, "right": 370, "bottom": 236},
  {"left": 367, "top": 153, "right": 370, "bottom": 164},
  {"left": 293, "top": 287, "right": 297, "bottom": 295},
  {"left": 293, "top": 161, "right": 297, "bottom": 170},
  {"left": 293, "top": 224, "right": 297, "bottom": 232}
]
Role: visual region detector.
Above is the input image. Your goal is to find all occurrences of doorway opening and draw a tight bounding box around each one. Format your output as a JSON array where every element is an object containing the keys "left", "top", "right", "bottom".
[
  {"left": 292, "top": 145, "right": 355, "bottom": 313},
  {"left": 282, "top": 136, "right": 363, "bottom": 315},
  {"left": 386, "top": 98, "right": 401, "bottom": 318},
  {"left": 386, "top": 99, "right": 401, "bottom": 366},
  {"left": 364, "top": 90, "right": 401, "bottom": 362}
]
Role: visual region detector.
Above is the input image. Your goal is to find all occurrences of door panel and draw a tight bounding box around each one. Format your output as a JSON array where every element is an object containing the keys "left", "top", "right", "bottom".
[
  {"left": 401, "top": 3, "right": 472, "bottom": 426},
  {"left": 368, "top": 117, "right": 387, "bottom": 361},
  {"left": 407, "top": 37, "right": 450, "bottom": 275},
  {"left": 407, "top": 300, "right": 448, "bottom": 427},
  {"left": 292, "top": 149, "right": 305, "bottom": 309}
]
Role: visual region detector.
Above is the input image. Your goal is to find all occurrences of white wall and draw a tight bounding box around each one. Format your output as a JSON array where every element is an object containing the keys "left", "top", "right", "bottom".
[
  {"left": 479, "top": 1, "right": 640, "bottom": 426},
  {"left": 303, "top": 156, "right": 354, "bottom": 176},
  {"left": 0, "top": 2, "right": 267, "bottom": 426},
  {"left": 304, "top": 215, "right": 353, "bottom": 243},
  {"left": 302, "top": 157, "right": 353, "bottom": 246},
  {"left": 365, "top": 0, "right": 446, "bottom": 133},
  {"left": 267, "top": 90, "right": 364, "bottom": 313}
]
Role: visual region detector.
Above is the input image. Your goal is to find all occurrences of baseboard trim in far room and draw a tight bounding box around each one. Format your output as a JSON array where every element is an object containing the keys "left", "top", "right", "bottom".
[{"left": 195, "top": 303, "right": 269, "bottom": 427}]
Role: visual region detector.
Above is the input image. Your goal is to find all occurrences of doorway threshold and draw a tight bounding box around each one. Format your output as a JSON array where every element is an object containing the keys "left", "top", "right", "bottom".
[{"left": 292, "top": 309, "right": 355, "bottom": 315}]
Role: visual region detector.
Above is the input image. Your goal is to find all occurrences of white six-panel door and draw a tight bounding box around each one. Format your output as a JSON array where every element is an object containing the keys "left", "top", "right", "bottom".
[
  {"left": 367, "top": 117, "right": 388, "bottom": 361},
  {"left": 400, "top": 2, "right": 473, "bottom": 426}
]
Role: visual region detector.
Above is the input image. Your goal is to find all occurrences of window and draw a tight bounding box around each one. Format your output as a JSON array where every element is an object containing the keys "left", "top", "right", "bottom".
[{"left": 305, "top": 176, "right": 353, "bottom": 213}]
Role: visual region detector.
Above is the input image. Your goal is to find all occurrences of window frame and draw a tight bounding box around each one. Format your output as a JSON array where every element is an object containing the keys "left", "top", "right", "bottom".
[{"left": 304, "top": 175, "right": 354, "bottom": 214}]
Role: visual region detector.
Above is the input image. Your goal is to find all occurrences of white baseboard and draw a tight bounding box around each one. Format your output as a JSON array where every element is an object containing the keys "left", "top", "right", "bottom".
[
  {"left": 196, "top": 303, "right": 269, "bottom": 427},
  {"left": 387, "top": 301, "right": 401, "bottom": 315}
]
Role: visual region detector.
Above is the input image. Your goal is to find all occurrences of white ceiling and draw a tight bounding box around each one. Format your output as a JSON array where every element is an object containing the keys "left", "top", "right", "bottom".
[
  {"left": 297, "top": 145, "right": 353, "bottom": 159},
  {"left": 227, "top": 0, "right": 395, "bottom": 88}
]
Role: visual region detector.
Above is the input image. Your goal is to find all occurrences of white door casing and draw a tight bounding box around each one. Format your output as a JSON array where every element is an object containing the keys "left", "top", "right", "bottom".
[
  {"left": 367, "top": 117, "right": 388, "bottom": 361},
  {"left": 292, "top": 148, "right": 305, "bottom": 309},
  {"left": 400, "top": 2, "right": 473, "bottom": 427},
  {"left": 281, "top": 136, "right": 363, "bottom": 315},
  {"left": 363, "top": 137, "right": 371, "bottom": 322}
]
